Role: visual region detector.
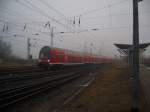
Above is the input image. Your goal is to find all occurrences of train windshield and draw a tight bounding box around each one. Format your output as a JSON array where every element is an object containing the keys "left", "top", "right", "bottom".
[{"left": 39, "top": 46, "right": 50, "bottom": 59}]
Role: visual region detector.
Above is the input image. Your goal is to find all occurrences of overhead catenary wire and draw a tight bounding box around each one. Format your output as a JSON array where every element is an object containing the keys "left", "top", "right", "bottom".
[
  {"left": 0, "top": 1, "right": 72, "bottom": 29},
  {"left": 65, "top": 0, "right": 131, "bottom": 33},
  {"left": 16, "top": 0, "right": 74, "bottom": 31},
  {"left": 38, "top": 0, "right": 72, "bottom": 26},
  {"left": 81, "top": 11, "right": 150, "bottom": 21},
  {"left": 35, "top": 0, "right": 76, "bottom": 31},
  {"left": 2, "top": 0, "right": 148, "bottom": 58},
  {"left": 39, "top": 0, "right": 66, "bottom": 18},
  {"left": 76, "top": 0, "right": 130, "bottom": 17},
  {"left": 0, "top": 11, "right": 150, "bottom": 26},
  {"left": 0, "top": 7, "right": 24, "bottom": 20},
  {"left": 0, "top": 32, "right": 50, "bottom": 44},
  {"left": 0, "top": 19, "right": 79, "bottom": 40},
  {"left": 0, "top": 0, "right": 72, "bottom": 30},
  {"left": 38, "top": 0, "right": 76, "bottom": 31},
  {"left": 0, "top": 19, "right": 54, "bottom": 38},
  {"left": 0, "top": 17, "right": 53, "bottom": 30},
  {"left": 77, "top": 25, "right": 150, "bottom": 33},
  {"left": 0, "top": 6, "right": 40, "bottom": 24},
  {"left": 0, "top": 26, "right": 52, "bottom": 44},
  {"left": 0, "top": 5, "right": 54, "bottom": 30},
  {"left": 1, "top": 18, "right": 150, "bottom": 37},
  {"left": 0, "top": 17, "right": 75, "bottom": 45},
  {"left": 3, "top": 0, "right": 133, "bottom": 33}
]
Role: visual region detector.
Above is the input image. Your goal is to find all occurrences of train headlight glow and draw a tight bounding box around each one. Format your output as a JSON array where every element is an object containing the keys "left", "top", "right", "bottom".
[{"left": 47, "top": 60, "right": 50, "bottom": 62}]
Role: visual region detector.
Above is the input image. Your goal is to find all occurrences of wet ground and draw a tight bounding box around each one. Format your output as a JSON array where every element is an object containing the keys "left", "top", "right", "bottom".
[
  {"left": 61, "top": 65, "right": 147, "bottom": 112},
  {"left": 140, "top": 65, "right": 150, "bottom": 111}
]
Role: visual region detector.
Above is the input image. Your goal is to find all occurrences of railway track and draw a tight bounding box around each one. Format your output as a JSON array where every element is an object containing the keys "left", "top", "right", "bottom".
[
  {"left": 0, "top": 65, "right": 89, "bottom": 80},
  {"left": 0, "top": 65, "right": 40, "bottom": 75},
  {"left": 0, "top": 64, "right": 96, "bottom": 109}
]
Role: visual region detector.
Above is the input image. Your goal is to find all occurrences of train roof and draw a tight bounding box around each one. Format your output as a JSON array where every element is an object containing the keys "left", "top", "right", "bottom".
[{"left": 40, "top": 46, "right": 103, "bottom": 57}]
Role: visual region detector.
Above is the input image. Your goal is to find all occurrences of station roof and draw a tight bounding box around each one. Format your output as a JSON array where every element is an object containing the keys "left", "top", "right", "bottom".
[{"left": 114, "top": 43, "right": 150, "bottom": 50}]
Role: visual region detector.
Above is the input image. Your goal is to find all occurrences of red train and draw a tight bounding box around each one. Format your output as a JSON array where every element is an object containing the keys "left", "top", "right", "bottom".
[{"left": 38, "top": 46, "right": 112, "bottom": 67}]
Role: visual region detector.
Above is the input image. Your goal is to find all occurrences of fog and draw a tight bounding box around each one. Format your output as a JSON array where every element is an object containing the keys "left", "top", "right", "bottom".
[{"left": 0, "top": 0, "right": 150, "bottom": 59}]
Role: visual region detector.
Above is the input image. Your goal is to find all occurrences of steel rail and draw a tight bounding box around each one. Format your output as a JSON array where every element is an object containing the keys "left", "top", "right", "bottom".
[
  {"left": 0, "top": 70, "right": 79, "bottom": 94},
  {"left": 0, "top": 66, "right": 85, "bottom": 82},
  {"left": 0, "top": 64, "right": 98, "bottom": 108},
  {"left": 0, "top": 71, "right": 81, "bottom": 108}
]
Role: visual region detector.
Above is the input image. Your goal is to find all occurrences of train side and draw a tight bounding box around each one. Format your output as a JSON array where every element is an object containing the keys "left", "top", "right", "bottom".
[{"left": 38, "top": 46, "right": 111, "bottom": 67}]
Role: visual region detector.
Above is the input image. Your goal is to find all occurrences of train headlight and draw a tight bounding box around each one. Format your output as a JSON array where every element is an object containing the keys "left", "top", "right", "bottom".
[{"left": 47, "top": 60, "right": 50, "bottom": 62}]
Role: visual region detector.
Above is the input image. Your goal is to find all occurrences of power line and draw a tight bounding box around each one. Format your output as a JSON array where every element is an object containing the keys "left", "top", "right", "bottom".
[
  {"left": 38, "top": 0, "right": 75, "bottom": 29},
  {"left": 1, "top": 18, "right": 150, "bottom": 36},
  {"left": 0, "top": 7, "right": 34, "bottom": 22},
  {"left": 0, "top": 18, "right": 81, "bottom": 39},
  {"left": 0, "top": 8, "right": 22, "bottom": 19},
  {"left": 64, "top": 0, "right": 130, "bottom": 30},
  {"left": 0, "top": 18, "right": 41, "bottom": 28},
  {"left": 0, "top": 5, "right": 52, "bottom": 26},
  {"left": 16, "top": 0, "right": 74, "bottom": 30},
  {"left": 1, "top": 32, "right": 50, "bottom": 44},
  {"left": 39, "top": 25, "right": 150, "bottom": 35},
  {"left": 75, "top": 25, "right": 150, "bottom": 33},
  {"left": 1, "top": 17, "right": 150, "bottom": 46},
  {"left": 0, "top": 0, "right": 71, "bottom": 29},
  {"left": 81, "top": 11, "right": 150, "bottom": 20},
  {"left": 38, "top": 0, "right": 70, "bottom": 23},
  {"left": 0, "top": 19, "right": 65, "bottom": 47},
  {"left": 0, "top": 19, "right": 53, "bottom": 38},
  {"left": 76, "top": 0, "right": 130, "bottom": 17},
  {"left": 0, "top": 26, "right": 51, "bottom": 44}
]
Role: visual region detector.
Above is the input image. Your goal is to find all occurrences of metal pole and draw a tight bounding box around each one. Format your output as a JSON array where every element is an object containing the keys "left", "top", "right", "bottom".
[
  {"left": 90, "top": 43, "right": 93, "bottom": 55},
  {"left": 50, "top": 27, "right": 54, "bottom": 47},
  {"left": 27, "top": 38, "right": 31, "bottom": 60},
  {"left": 132, "top": 0, "right": 141, "bottom": 111}
]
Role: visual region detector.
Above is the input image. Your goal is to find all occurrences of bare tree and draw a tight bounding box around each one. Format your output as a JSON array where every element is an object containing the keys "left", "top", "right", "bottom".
[{"left": 0, "top": 39, "right": 12, "bottom": 60}]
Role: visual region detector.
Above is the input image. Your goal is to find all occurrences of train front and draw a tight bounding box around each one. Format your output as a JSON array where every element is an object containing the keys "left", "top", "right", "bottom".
[{"left": 38, "top": 46, "right": 51, "bottom": 67}]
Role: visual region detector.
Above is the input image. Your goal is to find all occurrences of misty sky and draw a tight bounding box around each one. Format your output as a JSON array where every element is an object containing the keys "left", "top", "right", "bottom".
[{"left": 0, "top": 0, "right": 150, "bottom": 59}]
